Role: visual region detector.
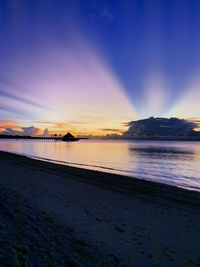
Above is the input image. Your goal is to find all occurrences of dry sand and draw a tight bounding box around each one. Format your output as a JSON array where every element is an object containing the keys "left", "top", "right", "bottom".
[{"left": 0, "top": 151, "right": 200, "bottom": 266}]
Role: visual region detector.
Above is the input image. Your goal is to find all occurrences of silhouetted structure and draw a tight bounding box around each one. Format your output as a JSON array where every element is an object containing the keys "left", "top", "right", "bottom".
[{"left": 62, "top": 132, "right": 79, "bottom": 142}]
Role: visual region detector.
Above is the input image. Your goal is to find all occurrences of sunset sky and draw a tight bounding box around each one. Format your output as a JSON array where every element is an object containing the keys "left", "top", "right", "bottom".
[{"left": 1, "top": 0, "right": 200, "bottom": 136}]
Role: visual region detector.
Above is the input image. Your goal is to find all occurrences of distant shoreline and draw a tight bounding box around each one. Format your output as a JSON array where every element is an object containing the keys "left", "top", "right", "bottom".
[
  {"left": 1, "top": 134, "right": 200, "bottom": 141},
  {"left": 0, "top": 135, "right": 88, "bottom": 140},
  {"left": 0, "top": 135, "right": 62, "bottom": 140}
]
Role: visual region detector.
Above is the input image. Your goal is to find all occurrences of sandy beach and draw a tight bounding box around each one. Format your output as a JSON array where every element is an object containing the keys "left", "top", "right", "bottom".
[{"left": 1, "top": 151, "right": 200, "bottom": 266}]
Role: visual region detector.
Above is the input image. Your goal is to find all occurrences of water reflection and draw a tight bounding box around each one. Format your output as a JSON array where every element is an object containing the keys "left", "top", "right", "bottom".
[
  {"left": 128, "top": 142, "right": 200, "bottom": 190},
  {"left": 129, "top": 144, "right": 195, "bottom": 162},
  {"left": 129, "top": 146, "right": 193, "bottom": 155},
  {"left": 0, "top": 139, "right": 200, "bottom": 191}
]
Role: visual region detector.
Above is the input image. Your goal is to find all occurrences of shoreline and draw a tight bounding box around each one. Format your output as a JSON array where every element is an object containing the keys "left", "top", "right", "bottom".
[
  {"left": 1, "top": 150, "right": 200, "bottom": 205},
  {"left": 1, "top": 150, "right": 200, "bottom": 266}
]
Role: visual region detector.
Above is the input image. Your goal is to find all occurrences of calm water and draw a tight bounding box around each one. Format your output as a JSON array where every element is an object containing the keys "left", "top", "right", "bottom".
[{"left": 1, "top": 139, "right": 200, "bottom": 191}]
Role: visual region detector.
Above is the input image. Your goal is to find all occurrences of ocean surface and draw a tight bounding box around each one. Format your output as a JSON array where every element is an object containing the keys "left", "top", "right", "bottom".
[{"left": 0, "top": 139, "right": 200, "bottom": 191}]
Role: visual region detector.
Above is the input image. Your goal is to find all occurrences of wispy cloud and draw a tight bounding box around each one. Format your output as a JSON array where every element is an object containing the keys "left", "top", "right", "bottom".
[
  {"left": 100, "top": 128, "right": 123, "bottom": 133},
  {"left": 0, "top": 124, "right": 20, "bottom": 129},
  {"left": 0, "top": 119, "right": 20, "bottom": 130},
  {"left": 0, "top": 90, "right": 54, "bottom": 112},
  {"left": 34, "top": 121, "right": 66, "bottom": 128},
  {"left": 121, "top": 122, "right": 130, "bottom": 126},
  {"left": 100, "top": 7, "right": 114, "bottom": 19},
  {"left": 0, "top": 104, "right": 39, "bottom": 119},
  {"left": 78, "top": 115, "right": 108, "bottom": 120},
  {"left": 67, "top": 120, "right": 94, "bottom": 125},
  {"left": 0, "top": 119, "right": 19, "bottom": 124}
]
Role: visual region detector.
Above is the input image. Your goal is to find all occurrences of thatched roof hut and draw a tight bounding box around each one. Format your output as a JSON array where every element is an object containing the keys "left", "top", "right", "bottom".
[{"left": 62, "top": 132, "right": 78, "bottom": 142}]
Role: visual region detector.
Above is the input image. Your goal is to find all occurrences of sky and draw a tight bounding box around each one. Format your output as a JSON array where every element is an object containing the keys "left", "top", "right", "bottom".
[{"left": 0, "top": 0, "right": 200, "bottom": 136}]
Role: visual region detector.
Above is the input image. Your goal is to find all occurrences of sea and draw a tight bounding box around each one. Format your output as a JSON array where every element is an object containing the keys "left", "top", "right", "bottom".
[{"left": 0, "top": 139, "right": 200, "bottom": 191}]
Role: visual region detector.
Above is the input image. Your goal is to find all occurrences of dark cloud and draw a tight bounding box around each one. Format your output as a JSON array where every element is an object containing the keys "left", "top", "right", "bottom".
[{"left": 123, "top": 117, "right": 200, "bottom": 138}]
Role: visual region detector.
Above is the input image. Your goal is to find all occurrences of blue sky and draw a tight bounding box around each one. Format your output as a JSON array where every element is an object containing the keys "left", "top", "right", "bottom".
[
  {"left": 0, "top": 0, "right": 200, "bottom": 135},
  {"left": 80, "top": 0, "right": 200, "bottom": 115}
]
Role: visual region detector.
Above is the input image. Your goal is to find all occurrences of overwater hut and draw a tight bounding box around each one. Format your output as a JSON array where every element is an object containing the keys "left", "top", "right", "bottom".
[{"left": 62, "top": 132, "right": 78, "bottom": 142}]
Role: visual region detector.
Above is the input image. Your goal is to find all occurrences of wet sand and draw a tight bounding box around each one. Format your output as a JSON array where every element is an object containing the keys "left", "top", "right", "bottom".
[{"left": 1, "top": 151, "right": 200, "bottom": 266}]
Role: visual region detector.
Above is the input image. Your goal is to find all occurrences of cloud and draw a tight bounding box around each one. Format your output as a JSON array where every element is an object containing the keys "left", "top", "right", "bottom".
[
  {"left": 0, "top": 104, "right": 40, "bottom": 119},
  {"left": 0, "top": 89, "right": 54, "bottom": 112},
  {"left": 1, "top": 128, "right": 21, "bottom": 135},
  {"left": 123, "top": 117, "right": 199, "bottom": 138},
  {"left": 1, "top": 126, "right": 40, "bottom": 136},
  {"left": 0, "top": 120, "right": 20, "bottom": 130},
  {"left": 0, "top": 119, "right": 18, "bottom": 123},
  {"left": 100, "top": 7, "right": 114, "bottom": 19},
  {"left": 121, "top": 122, "right": 130, "bottom": 126},
  {"left": 0, "top": 125, "right": 20, "bottom": 129},
  {"left": 34, "top": 121, "right": 66, "bottom": 128},
  {"left": 83, "top": 1, "right": 114, "bottom": 20},
  {"left": 0, "top": 120, "right": 20, "bottom": 129},
  {"left": 67, "top": 120, "right": 94, "bottom": 125},
  {"left": 100, "top": 128, "right": 123, "bottom": 133},
  {"left": 42, "top": 128, "right": 49, "bottom": 137},
  {"left": 21, "top": 126, "right": 40, "bottom": 136},
  {"left": 1, "top": 125, "right": 51, "bottom": 137},
  {"left": 35, "top": 128, "right": 50, "bottom": 137}
]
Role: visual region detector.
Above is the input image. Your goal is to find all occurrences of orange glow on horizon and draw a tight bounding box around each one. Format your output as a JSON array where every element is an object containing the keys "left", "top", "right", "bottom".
[
  {"left": 0, "top": 120, "right": 128, "bottom": 136},
  {"left": 0, "top": 125, "right": 21, "bottom": 130},
  {"left": 193, "top": 128, "right": 200, "bottom": 132}
]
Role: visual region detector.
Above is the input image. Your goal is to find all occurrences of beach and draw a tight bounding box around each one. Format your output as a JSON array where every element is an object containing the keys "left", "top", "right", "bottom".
[{"left": 1, "top": 151, "right": 200, "bottom": 266}]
